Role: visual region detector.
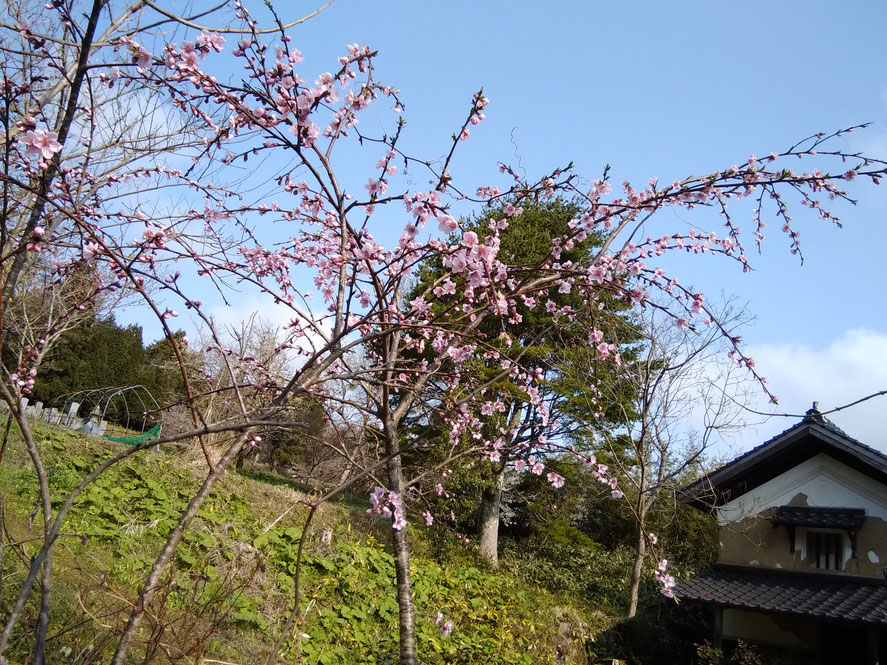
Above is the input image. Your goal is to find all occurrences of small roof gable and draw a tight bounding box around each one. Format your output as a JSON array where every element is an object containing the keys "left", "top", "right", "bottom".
[
  {"left": 681, "top": 405, "right": 887, "bottom": 511},
  {"left": 770, "top": 506, "right": 866, "bottom": 530}
]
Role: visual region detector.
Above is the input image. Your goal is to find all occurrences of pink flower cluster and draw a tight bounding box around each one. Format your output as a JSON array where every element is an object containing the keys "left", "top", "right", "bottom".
[
  {"left": 656, "top": 559, "right": 676, "bottom": 598},
  {"left": 433, "top": 612, "right": 454, "bottom": 636},
  {"left": 26, "top": 226, "right": 45, "bottom": 253},
  {"left": 10, "top": 368, "right": 36, "bottom": 394},
  {"left": 367, "top": 486, "right": 407, "bottom": 530},
  {"left": 18, "top": 128, "right": 61, "bottom": 163}
]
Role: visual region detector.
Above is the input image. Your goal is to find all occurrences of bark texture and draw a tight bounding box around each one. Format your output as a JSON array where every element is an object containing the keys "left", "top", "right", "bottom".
[
  {"left": 110, "top": 432, "right": 251, "bottom": 664},
  {"left": 387, "top": 452, "right": 417, "bottom": 664},
  {"left": 627, "top": 508, "right": 647, "bottom": 618},
  {"left": 477, "top": 464, "right": 506, "bottom": 567}
]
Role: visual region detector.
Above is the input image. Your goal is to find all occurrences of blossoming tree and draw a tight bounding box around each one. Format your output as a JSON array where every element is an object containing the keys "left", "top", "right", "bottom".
[{"left": 0, "top": 2, "right": 885, "bottom": 664}]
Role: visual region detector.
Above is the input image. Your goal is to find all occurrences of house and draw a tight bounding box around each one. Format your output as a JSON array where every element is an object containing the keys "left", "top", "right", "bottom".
[{"left": 675, "top": 404, "right": 887, "bottom": 664}]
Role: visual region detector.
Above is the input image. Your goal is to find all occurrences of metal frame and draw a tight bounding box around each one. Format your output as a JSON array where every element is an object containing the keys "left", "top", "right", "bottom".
[{"left": 53, "top": 385, "right": 162, "bottom": 437}]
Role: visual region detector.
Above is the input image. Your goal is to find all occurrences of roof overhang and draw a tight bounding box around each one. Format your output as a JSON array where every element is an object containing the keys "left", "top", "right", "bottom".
[
  {"left": 680, "top": 418, "right": 887, "bottom": 512},
  {"left": 674, "top": 564, "right": 887, "bottom": 626}
]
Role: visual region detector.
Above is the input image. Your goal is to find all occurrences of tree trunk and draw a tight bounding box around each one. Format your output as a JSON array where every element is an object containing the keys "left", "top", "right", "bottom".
[
  {"left": 110, "top": 432, "right": 252, "bottom": 665},
  {"left": 386, "top": 451, "right": 417, "bottom": 665},
  {"left": 627, "top": 508, "right": 647, "bottom": 618},
  {"left": 32, "top": 549, "right": 52, "bottom": 665},
  {"left": 336, "top": 465, "right": 351, "bottom": 488},
  {"left": 0, "top": 415, "right": 12, "bottom": 466},
  {"left": 477, "top": 464, "right": 506, "bottom": 567}
]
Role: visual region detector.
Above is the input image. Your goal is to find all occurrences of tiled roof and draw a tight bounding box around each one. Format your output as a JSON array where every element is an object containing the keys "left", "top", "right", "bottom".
[
  {"left": 680, "top": 406, "right": 887, "bottom": 510},
  {"left": 701, "top": 408, "right": 876, "bottom": 481},
  {"left": 771, "top": 506, "right": 866, "bottom": 530},
  {"left": 674, "top": 565, "right": 887, "bottom": 626}
]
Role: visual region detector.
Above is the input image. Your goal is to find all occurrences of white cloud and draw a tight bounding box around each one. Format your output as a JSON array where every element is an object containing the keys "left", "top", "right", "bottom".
[
  {"left": 206, "top": 296, "right": 297, "bottom": 334},
  {"left": 737, "top": 329, "right": 887, "bottom": 453},
  {"left": 205, "top": 295, "right": 333, "bottom": 360}
]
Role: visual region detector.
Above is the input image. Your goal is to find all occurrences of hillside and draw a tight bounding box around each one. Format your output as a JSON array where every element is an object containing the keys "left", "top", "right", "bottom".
[{"left": 0, "top": 421, "right": 680, "bottom": 665}]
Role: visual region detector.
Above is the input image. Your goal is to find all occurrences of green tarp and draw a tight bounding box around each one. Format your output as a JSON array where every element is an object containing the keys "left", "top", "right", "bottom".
[{"left": 103, "top": 422, "right": 162, "bottom": 445}]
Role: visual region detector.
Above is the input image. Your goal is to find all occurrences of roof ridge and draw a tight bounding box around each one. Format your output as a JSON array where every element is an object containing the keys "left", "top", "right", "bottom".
[{"left": 681, "top": 410, "right": 887, "bottom": 508}]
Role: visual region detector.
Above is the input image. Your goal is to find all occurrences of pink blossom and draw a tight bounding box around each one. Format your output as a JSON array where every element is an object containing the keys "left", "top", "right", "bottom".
[
  {"left": 82, "top": 242, "right": 100, "bottom": 262},
  {"left": 656, "top": 561, "right": 676, "bottom": 598},
  {"left": 410, "top": 296, "right": 430, "bottom": 315},
  {"left": 133, "top": 44, "right": 153, "bottom": 70},
  {"left": 367, "top": 486, "right": 406, "bottom": 530},
  {"left": 19, "top": 129, "right": 62, "bottom": 160},
  {"left": 547, "top": 472, "right": 565, "bottom": 489},
  {"left": 197, "top": 30, "right": 226, "bottom": 53},
  {"left": 461, "top": 231, "right": 479, "bottom": 247},
  {"left": 365, "top": 178, "right": 388, "bottom": 196},
  {"left": 438, "top": 215, "right": 458, "bottom": 234},
  {"left": 447, "top": 345, "right": 474, "bottom": 363},
  {"left": 434, "top": 279, "right": 456, "bottom": 297},
  {"left": 368, "top": 486, "right": 386, "bottom": 512}
]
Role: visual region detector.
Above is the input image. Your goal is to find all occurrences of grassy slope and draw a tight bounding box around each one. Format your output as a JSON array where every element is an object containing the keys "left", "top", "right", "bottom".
[{"left": 0, "top": 422, "right": 607, "bottom": 665}]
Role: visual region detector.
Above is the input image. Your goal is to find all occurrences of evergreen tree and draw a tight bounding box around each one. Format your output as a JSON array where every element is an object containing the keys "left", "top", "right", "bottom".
[
  {"left": 32, "top": 316, "right": 145, "bottom": 405},
  {"left": 141, "top": 331, "right": 200, "bottom": 407},
  {"left": 407, "top": 198, "right": 640, "bottom": 565}
]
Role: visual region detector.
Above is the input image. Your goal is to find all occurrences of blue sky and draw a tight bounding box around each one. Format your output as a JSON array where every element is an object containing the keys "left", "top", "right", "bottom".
[{"left": 124, "top": 1, "right": 887, "bottom": 450}]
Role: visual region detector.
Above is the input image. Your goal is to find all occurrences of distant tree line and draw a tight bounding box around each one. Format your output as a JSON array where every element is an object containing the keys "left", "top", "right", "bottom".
[{"left": 22, "top": 315, "right": 194, "bottom": 418}]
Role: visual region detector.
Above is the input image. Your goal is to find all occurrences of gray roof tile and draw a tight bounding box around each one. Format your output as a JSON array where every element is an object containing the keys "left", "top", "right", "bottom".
[
  {"left": 674, "top": 565, "right": 887, "bottom": 626},
  {"left": 771, "top": 506, "right": 865, "bottom": 530}
]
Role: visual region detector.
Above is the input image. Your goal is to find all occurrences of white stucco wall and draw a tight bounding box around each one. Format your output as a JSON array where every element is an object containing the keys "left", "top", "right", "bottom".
[{"left": 716, "top": 453, "right": 887, "bottom": 526}]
